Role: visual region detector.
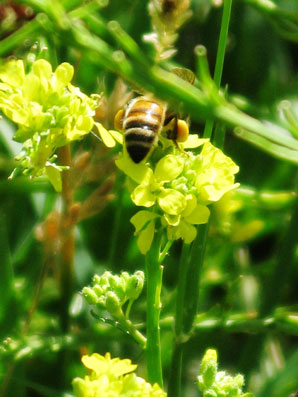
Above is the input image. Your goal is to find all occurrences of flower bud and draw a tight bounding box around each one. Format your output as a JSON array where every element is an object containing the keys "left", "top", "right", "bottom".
[
  {"left": 126, "top": 271, "right": 145, "bottom": 301},
  {"left": 105, "top": 291, "right": 121, "bottom": 315},
  {"left": 93, "top": 285, "right": 104, "bottom": 296},
  {"left": 200, "top": 349, "right": 217, "bottom": 389},
  {"left": 81, "top": 287, "right": 98, "bottom": 305},
  {"left": 92, "top": 274, "right": 101, "bottom": 285}
]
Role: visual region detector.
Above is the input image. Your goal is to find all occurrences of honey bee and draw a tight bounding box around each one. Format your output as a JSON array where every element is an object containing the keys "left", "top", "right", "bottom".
[{"left": 114, "top": 68, "right": 195, "bottom": 163}]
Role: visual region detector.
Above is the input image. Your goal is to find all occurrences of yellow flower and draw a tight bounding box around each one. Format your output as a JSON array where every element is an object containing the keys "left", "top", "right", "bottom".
[
  {"left": 116, "top": 136, "right": 240, "bottom": 253},
  {"left": 72, "top": 353, "right": 167, "bottom": 397},
  {"left": 0, "top": 59, "right": 112, "bottom": 190},
  {"left": 82, "top": 353, "right": 137, "bottom": 378}
]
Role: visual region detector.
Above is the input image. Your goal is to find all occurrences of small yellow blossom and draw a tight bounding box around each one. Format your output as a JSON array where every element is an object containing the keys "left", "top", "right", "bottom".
[
  {"left": 116, "top": 136, "right": 239, "bottom": 253},
  {"left": 0, "top": 59, "right": 114, "bottom": 190},
  {"left": 72, "top": 353, "right": 167, "bottom": 397}
]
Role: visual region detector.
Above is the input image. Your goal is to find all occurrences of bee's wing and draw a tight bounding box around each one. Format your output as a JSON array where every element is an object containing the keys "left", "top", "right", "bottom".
[{"left": 171, "top": 67, "right": 195, "bottom": 85}]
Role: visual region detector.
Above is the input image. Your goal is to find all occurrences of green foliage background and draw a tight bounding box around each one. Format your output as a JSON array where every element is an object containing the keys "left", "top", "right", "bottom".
[{"left": 1, "top": 0, "right": 298, "bottom": 396}]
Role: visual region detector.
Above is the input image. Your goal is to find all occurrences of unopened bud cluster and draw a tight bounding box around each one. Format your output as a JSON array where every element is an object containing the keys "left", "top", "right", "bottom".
[
  {"left": 82, "top": 271, "right": 144, "bottom": 315},
  {"left": 198, "top": 349, "right": 253, "bottom": 397}
]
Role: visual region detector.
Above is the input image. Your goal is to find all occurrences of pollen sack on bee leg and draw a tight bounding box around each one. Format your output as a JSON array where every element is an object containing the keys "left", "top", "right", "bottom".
[
  {"left": 176, "top": 119, "right": 189, "bottom": 142},
  {"left": 114, "top": 109, "right": 124, "bottom": 130}
]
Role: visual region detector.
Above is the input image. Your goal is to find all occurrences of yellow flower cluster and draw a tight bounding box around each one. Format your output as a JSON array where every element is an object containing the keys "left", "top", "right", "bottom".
[
  {"left": 116, "top": 136, "right": 239, "bottom": 254},
  {"left": 72, "top": 353, "right": 167, "bottom": 397},
  {"left": 0, "top": 59, "right": 122, "bottom": 190}
]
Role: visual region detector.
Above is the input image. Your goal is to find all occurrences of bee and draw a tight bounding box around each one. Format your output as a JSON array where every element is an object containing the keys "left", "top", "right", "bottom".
[{"left": 114, "top": 68, "right": 195, "bottom": 163}]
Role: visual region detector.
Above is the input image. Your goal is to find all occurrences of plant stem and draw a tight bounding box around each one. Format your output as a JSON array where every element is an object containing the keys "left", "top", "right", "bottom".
[
  {"left": 116, "top": 309, "right": 147, "bottom": 349},
  {"left": 168, "top": 224, "right": 209, "bottom": 397},
  {"left": 204, "top": 0, "right": 233, "bottom": 140},
  {"left": 145, "top": 233, "right": 164, "bottom": 387},
  {"left": 213, "top": 0, "right": 233, "bottom": 88},
  {"left": 168, "top": 243, "right": 190, "bottom": 397},
  {"left": 183, "top": 223, "right": 210, "bottom": 334}
]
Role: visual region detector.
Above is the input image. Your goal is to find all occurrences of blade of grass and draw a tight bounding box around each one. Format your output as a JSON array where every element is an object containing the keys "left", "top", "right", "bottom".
[{"left": 204, "top": 0, "right": 233, "bottom": 140}]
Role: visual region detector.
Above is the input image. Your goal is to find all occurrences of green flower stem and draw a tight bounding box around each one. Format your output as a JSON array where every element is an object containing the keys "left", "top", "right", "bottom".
[
  {"left": 2, "top": 7, "right": 298, "bottom": 158},
  {"left": 244, "top": 0, "right": 298, "bottom": 21},
  {"left": 174, "top": 243, "right": 191, "bottom": 338},
  {"left": 67, "top": 0, "right": 107, "bottom": 14},
  {"left": 2, "top": 12, "right": 296, "bottom": 158},
  {"left": 158, "top": 310, "right": 298, "bottom": 336},
  {"left": 168, "top": 243, "right": 191, "bottom": 397},
  {"left": 213, "top": 122, "right": 227, "bottom": 150},
  {"left": 237, "top": 186, "right": 296, "bottom": 210},
  {"left": 115, "top": 309, "right": 147, "bottom": 349},
  {"left": 145, "top": 233, "right": 164, "bottom": 387},
  {"left": 213, "top": 0, "right": 233, "bottom": 88},
  {"left": 168, "top": 343, "right": 183, "bottom": 397},
  {"left": 183, "top": 223, "right": 210, "bottom": 334},
  {"left": 168, "top": 225, "right": 209, "bottom": 397},
  {"left": 215, "top": 105, "right": 298, "bottom": 152},
  {"left": 159, "top": 240, "right": 174, "bottom": 264},
  {"left": 204, "top": 0, "right": 233, "bottom": 140},
  {"left": 234, "top": 127, "right": 298, "bottom": 164},
  {"left": 0, "top": 19, "right": 41, "bottom": 57},
  {"left": 107, "top": 20, "right": 151, "bottom": 68}
]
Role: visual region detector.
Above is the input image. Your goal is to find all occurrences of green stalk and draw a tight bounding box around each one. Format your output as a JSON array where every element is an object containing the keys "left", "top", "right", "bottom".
[
  {"left": 115, "top": 308, "right": 147, "bottom": 349},
  {"left": 168, "top": 243, "right": 190, "bottom": 397},
  {"left": 0, "top": 19, "right": 40, "bottom": 57},
  {"left": 183, "top": 223, "right": 210, "bottom": 334},
  {"left": 145, "top": 233, "right": 164, "bottom": 387},
  {"left": 234, "top": 127, "right": 298, "bottom": 164},
  {"left": 204, "top": 0, "right": 233, "bottom": 140},
  {"left": 168, "top": 2, "right": 233, "bottom": 395}
]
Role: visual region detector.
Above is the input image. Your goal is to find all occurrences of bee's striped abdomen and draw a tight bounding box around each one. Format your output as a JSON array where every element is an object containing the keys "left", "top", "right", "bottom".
[{"left": 123, "top": 97, "right": 165, "bottom": 163}]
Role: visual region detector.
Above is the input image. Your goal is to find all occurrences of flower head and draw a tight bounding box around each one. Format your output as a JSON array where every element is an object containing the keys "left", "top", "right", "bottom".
[
  {"left": 82, "top": 270, "right": 145, "bottom": 315},
  {"left": 0, "top": 59, "right": 115, "bottom": 190},
  {"left": 72, "top": 352, "right": 167, "bottom": 397},
  {"left": 198, "top": 349, "right": 253, "bottom": 397},
  {"left": 116, "top": 137, "right": 239, "bottom": 254}
]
